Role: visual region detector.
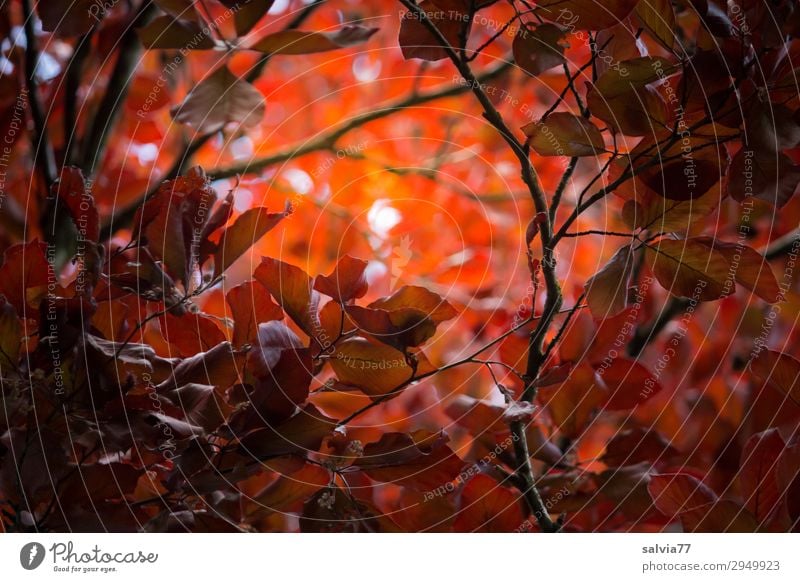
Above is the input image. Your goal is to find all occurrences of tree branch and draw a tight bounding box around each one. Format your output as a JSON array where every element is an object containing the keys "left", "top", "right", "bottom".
[
  {"left": 100, "top": 58, "right": 513, "bottom": 239},
  {"left": 396, "top": 0, "right": 559, "bottom": 532},
  {"left": 64, "top": 30, "right": 95, "bottom": 166},
  {"left": 20, "top": 0, "right": 57, "bottom": 189},
  {"left": 79, "top": 0, "right": 156, "bottom": 177}
]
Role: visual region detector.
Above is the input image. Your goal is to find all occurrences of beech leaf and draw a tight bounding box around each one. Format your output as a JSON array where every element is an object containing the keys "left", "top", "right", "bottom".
[{"left": 171, "top": 66, "right": 265, "bottom": 134}]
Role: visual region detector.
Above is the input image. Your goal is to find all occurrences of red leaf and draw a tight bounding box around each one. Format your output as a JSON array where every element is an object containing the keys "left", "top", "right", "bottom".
[
  {"left": 0, "top": 241, "right": 52, "bottom": 316},
  {"left": 584, "top": 243, "right": 635, "bottom": 319},
  {"left": 253, "top": 257, "right": 319, "bottom": 337},
  {"left": 355, "top": 431, "right": 465, "bottom": 490},
  {"left": 238, "top": 404, "right": 336, "bottom": 458},
  {"left": 453, "top": 474, "right": 524, "bottom": 532},
  {"left": 538, "top": 363, "right": 606, "bottom": 437},
  {"left": 739, "top": 429, "right": 785, "bottom": 524},
  {"left": 602, "top": 428, "right": 680, "bottom": 467},
  {"left": 225, "top": 280, "right": 283, "bottom": 347},
  {"left": 159, "top": 312, "right": 226, "bottom": 357},
  {"left": 599, "top": 357, "right": 663, "bottom": 410},
  {"left": 346, "top": 286, "right": 457, "bottom": 350},
  {"left": 512, "top": 23, "right": 568, "bottom": 77},
  {"left": 750, "top": 350, "right": 800, "bottom": 405},
  {"left": 314, "top": 255, "right": 369, "bottom": 303},
  {"left": 213, "top": 206, "right": 289, "bottom": 277},
  {"left": 329, "top": 338, "right": 421, "bottom": 398},
  {"left": 52, "top": 167, "right": 99, "bottom": 242},
  {"left": 648, "top": 473, "right": 717, "bottom": 517},
  {"left": 679, "top": 500, "right": 758, "bottom": 532},
  {"left": 369, "top": 285, "right": 458, "bottom": 324},
  {"left": 399, "top": 1, "right": 468, "bottom": 61},
  {"left": 535, "top": 0, "right": 640, "bottom": 31}
]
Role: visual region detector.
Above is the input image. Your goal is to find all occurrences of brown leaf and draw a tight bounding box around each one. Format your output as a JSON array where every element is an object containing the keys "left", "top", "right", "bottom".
[
  {"left": 536, "top": 0, "right": 641, "bottom": 31},
  {"left": 249, "top": 320, "right": 303, "bottom": 375},
  {"left": 622, "top": 189, "right": 722, "bottom": 234},
  {"left": 584, "top": 243, "right": 634, "bottom": 318},
  {"left": 138, "top": 15, "right": 217, "bottom": 50},
  {"left": 523, "top": 112, "right": 605, "bottom": 157},
  {"left": 133, "top": 167, "right": 217, "bottom": 285},
  {"left": 164, "top": 341, "right": 244, "bottom": 389},
  {"left": 213, "top": 206, "right": 289, "bottom": 277},
  {"left": 346, "top": 304, "right": 437, "bottom": 350},
  {"left": 648, "top": 473, "right": 718, "bottom": 517},
  {"left": 253, "top": 257, "right": 319, "bottom": 336},
  {"left": 249, "top": 25, "right": 378, "bottom": 55},
  {"left": 679, "top": 500, "right": 759, "bottom": 532},
  {"left": 314, "top": 255, "right": 369, "bottom": 303},
  {"left": 512, "top": 24, "right": 568, "bottom": 77},
  {"left": 646, "top": 238, "right": 731, "bottom": 300},
  {"left": 229, "top": 0, "right": 274, "bottom": 36},
  {"left": 739, "top": 429, "right": 785, "bottom": 524},
  {"left": 399, "top": 1, "right": 468, "bottom": 61},
  {"left": 226, "top": 280, "right": 283, "bottom": 347},
  {"left": 355, "top": 431, "right": 465, "bottom": 490},
  {"left": 695, "top": 238, "right": 781, "bottom": 303},
  {"left": 238, "top": 404, "right": 336, "bottom": 458},
  {"left": 634, "top": 0, "right": 676, "bottom": 50},
  {"left": 171, "top": 66, "right": 265, "bottom": 134},
  {"left": 728, "top": 149, "right": 800, "bottom": 207},
  {"left": 587, "top": 85, "right": 667, "bottom": 136},
  {"left": 38, "top": 0, "right": 97, "bottom": 36},
  {"left": 369, "top": 285, "right": 458, "bottom": 324},
  {"left": 299, "top": 485, "right": 400, "bottom": 532},
  {"left": 164, "top": 383, "right": 232, "bottom": 432},
  {"left": 750, "top": 350, "right": 800, "bottom": 406},
  {"left": 453, "top": 474, "right": 524, "bottom": 532}
]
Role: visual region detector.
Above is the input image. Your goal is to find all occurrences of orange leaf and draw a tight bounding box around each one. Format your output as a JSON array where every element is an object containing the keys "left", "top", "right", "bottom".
[
  {"left": 254, "top": 257, "right": 319, "bottom": 337},
  {"left": 226, "top": 280, "right": 283, "bottom": 347},
  {"left": 314, "top": 255, "right": 369, "bottom": 303},
  {"left": 213, "top": 206, "right": 288, "bottom": 277}
]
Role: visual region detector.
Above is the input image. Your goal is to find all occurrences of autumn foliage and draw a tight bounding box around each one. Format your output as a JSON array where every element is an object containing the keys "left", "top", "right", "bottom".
[{"left": 1, "top": 0, "right": 800, "bottom": 533}]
